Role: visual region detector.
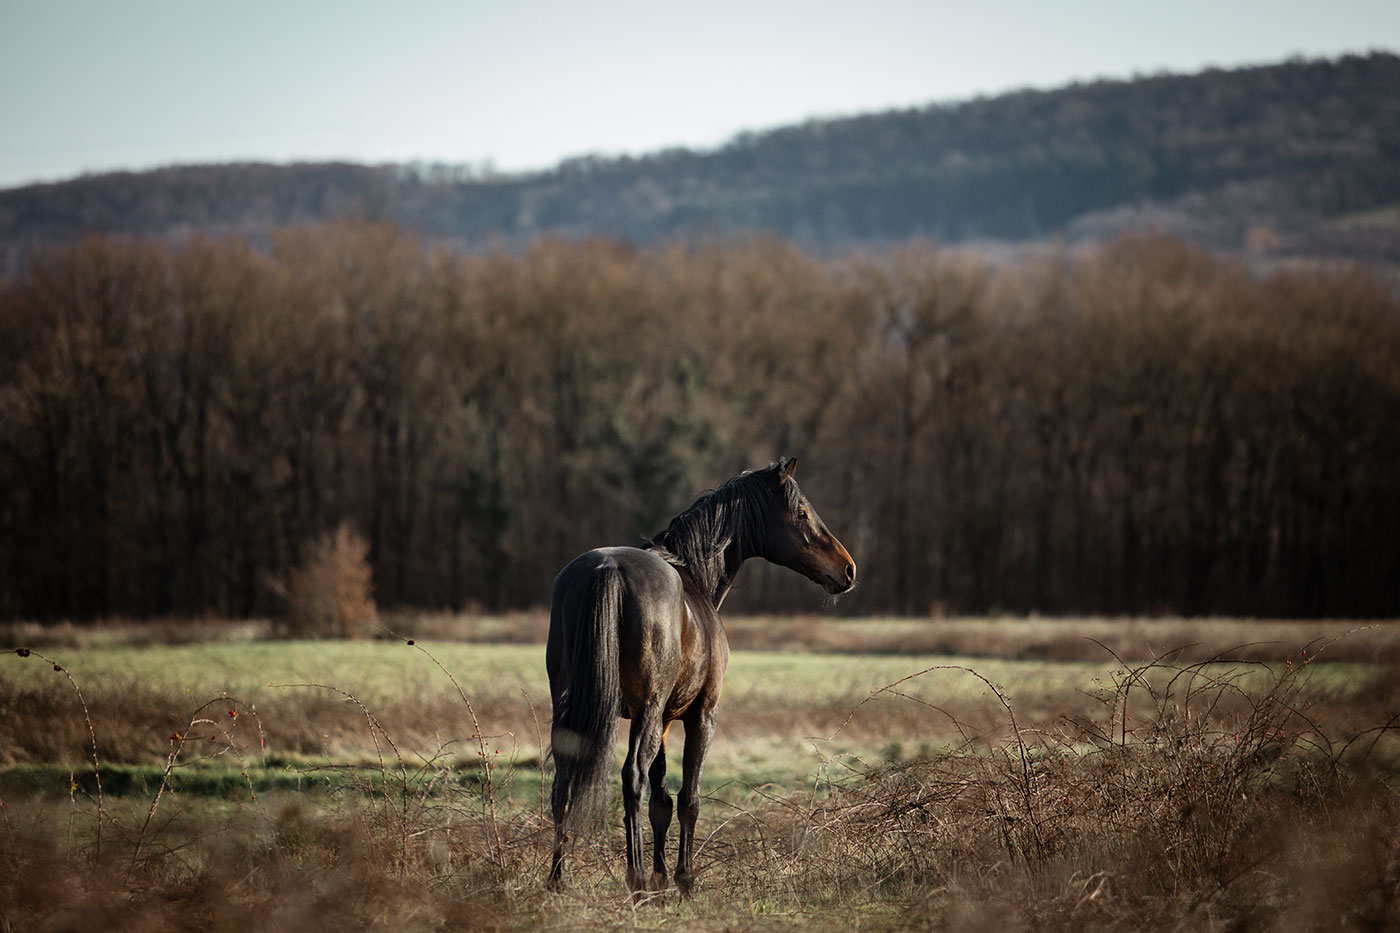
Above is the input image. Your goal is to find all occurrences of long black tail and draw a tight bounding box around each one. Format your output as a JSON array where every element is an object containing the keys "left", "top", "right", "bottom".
[{"left": 550, "top": 562, "right": 622, "bottom": 831}]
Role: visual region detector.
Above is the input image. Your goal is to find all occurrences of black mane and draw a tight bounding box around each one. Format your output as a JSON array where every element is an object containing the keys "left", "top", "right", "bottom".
[{"left": 646, "top": 462, "right": 797, "bottom": 605}]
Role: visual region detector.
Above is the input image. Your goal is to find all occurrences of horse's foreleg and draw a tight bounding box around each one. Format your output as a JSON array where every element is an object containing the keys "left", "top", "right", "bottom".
[
  {"left": 647, "top": 728, "right": 673, "bottom": 891},
  {"left": 622, "top": 709, "right": 665, "bottom": 894},
  {"left": 675, "top": 706, "right": 716, "bottom": 896}
]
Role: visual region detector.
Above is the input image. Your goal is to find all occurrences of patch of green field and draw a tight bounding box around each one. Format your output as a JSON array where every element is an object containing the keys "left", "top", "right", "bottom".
[
  {"left": 5, "top": 640, "right": 548, "bottom": 704},
  {"left": 726, "top": 651, "right": 1105, "bottom": 702},
  {"left": 3, "top": 639, "right": 1139, "bottom": 728},
  {"left": 5, "top": 639, "right": 1379, "bottom": 731},
  {"left": 5, "top": 637, "right": 1383, "bottom": 811}
]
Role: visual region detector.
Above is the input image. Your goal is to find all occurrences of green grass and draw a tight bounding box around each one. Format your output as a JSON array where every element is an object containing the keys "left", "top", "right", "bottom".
[
  {"left": 3, "top": 636, "right": 1383, "bottom": 805},
  {"left": 4, "top": 639, "right": 547, "bottom": 704},
  {"left": 11, "top": 636, "right": 1362, "bottom": 706}
]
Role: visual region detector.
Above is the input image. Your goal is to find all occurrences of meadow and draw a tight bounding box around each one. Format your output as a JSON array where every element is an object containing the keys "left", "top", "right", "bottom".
[{"left": 3, "top": 615, "right": 1398, "bottom": 930}]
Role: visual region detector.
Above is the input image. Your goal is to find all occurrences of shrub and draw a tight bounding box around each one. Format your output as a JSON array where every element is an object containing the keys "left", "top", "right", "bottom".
[{"left": 280, "top": 525, "right": 377, "bottom": 638}]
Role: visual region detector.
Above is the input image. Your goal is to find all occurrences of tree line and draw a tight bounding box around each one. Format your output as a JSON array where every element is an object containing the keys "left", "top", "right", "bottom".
[{"left": 1, "top": 223, "right": 1397, "bottom": 621}]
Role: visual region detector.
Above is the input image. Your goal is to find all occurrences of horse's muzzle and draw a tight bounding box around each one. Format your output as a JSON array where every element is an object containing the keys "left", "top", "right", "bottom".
[{"left": 822, "top": 560, "right": 857, "bottom": 595}]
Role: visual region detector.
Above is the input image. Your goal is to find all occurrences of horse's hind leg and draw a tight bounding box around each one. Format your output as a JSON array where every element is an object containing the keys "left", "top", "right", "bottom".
[
  {"left": 647, "top": 727, "right": 673, "bottom": 891},
  {"left": 622, "top": 705, "right": 665, "bottom": 894}
]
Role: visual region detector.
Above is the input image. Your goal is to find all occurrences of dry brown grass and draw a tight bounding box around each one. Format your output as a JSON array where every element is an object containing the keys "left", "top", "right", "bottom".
[
  {"left": 3, "top": 621, "right": 1399, "bottom": 931},
  {"left": 723, "top": 615, "right": 1400, "bottom": 664},
  {"left": 0, "top": 617, "right": 273, "bottom": 649},
  {"left": 750, "top": 644, "right": 1400, "bottom": 930}
]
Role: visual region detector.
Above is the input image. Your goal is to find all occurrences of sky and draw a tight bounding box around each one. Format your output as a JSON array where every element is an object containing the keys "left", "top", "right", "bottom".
[{"left": 2, "top": 0, "right": 1398, "bottom": 190}]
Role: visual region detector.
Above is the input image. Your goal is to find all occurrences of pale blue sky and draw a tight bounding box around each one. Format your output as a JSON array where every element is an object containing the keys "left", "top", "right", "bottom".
[{"left": 2, "top": 0, "right": 1397, "bottom": 189}]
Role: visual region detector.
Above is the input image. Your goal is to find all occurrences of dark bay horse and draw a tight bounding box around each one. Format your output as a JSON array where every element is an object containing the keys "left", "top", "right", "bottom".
[{"left": 546, "top": 457, "right": 855, "bottom": 894}]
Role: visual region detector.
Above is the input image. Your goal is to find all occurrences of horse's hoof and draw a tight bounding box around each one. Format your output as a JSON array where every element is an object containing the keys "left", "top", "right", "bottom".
[
  {"left": 676, "top": 873, "right": 694, "bottom": 898},
  {"left": 649, "top": 870, "right": 669, "bottom": 892}
]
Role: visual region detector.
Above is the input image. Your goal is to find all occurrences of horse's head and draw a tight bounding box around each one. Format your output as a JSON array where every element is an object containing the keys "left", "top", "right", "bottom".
[{"left": 763, "top": 458, "right": 856, "bottom": 595}]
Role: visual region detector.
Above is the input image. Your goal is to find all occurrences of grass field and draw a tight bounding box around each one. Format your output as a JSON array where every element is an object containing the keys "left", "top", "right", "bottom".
[{"left": 3, "top": 615, "right": 1399, "bottom": 930}]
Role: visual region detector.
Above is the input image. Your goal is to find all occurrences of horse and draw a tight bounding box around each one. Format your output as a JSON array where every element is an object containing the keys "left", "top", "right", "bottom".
[{"left": 545, "top": 457, "right": 856, "bottom": 894}]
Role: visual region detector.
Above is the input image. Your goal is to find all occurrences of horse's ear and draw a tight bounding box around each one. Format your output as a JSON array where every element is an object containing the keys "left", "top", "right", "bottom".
[{"left": 779, "top": 457, "right": 798, "bottom": 484}]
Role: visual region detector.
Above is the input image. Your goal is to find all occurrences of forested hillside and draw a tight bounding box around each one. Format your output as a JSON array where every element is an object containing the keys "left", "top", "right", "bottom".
[
  {"left": 2, "top": 53, "right": 1399, "bottom": 271},
  {"left": 3, "top": 226, "right": 1396, "bottom": 620}
]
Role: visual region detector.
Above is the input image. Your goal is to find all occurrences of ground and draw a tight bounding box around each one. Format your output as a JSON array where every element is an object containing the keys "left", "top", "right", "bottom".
[{"left": 2, "top": 615, "right": 1398, "bottom": 930}]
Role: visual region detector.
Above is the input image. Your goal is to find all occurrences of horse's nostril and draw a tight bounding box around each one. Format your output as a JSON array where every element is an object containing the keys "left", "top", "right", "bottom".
[{"left": 845, "top": 563, "right": 856, "bottom": 583}]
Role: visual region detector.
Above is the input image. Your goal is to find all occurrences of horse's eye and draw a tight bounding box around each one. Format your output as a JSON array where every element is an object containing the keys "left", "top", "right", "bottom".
[{"left": 797, "top": 508, "right": 809, "bottom": 523}]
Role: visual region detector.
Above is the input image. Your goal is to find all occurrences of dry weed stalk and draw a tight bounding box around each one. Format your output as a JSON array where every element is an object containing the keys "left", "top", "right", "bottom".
[
  {"left": 402, "top": 637, "right": 507, "bottom": 868},
  {"left": 127, "top": 692, "right": 264, "bottom": 880},
  {"left": 8, "top": 647, "right": 107, "bottom": 859},
  {"left": 5, "top": 644, "right": 272, "bottom": 909}
]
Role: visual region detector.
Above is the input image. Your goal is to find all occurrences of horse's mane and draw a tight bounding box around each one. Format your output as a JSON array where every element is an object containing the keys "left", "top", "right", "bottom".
[{"left": 646, "top": 462, "right": 797, "bottom": 603}]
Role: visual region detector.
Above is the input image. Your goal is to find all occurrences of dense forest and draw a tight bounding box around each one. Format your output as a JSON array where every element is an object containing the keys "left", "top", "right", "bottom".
[
  {"left": 2, "top": 53, "right": 1399, "bottom": 274},
  {"left": 2, "top": 225, "right": 1396, "bottom": 620}
]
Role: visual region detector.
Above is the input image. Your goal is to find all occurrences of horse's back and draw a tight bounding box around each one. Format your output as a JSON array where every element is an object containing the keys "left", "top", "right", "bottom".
[
  {"left": 547, "top": 546, "right": 722, "bottom": 721},
  {"left": 549, "top": 546, "right": 681, "bottom": 629},
  {"left": 548, "top": 546, "right": 680, "bottom": 666}
]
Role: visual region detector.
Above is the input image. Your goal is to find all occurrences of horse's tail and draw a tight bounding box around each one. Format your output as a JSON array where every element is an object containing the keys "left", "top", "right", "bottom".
[{"left": 550, "top": 560, "right": 623, "bottom": 832}]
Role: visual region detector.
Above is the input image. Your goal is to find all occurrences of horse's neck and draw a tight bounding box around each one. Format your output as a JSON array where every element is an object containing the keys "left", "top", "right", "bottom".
[
  {"left": 665, "top": 500, "right": 762, "bottom": 608},
  {"left": 708, "top": 538, "right": 754, "bottom": 608}
]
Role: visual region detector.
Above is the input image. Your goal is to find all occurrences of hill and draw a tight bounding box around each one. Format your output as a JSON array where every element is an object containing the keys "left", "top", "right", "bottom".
[{"left": 2, "top": 52, "right": 1399, "bottom": 270}]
